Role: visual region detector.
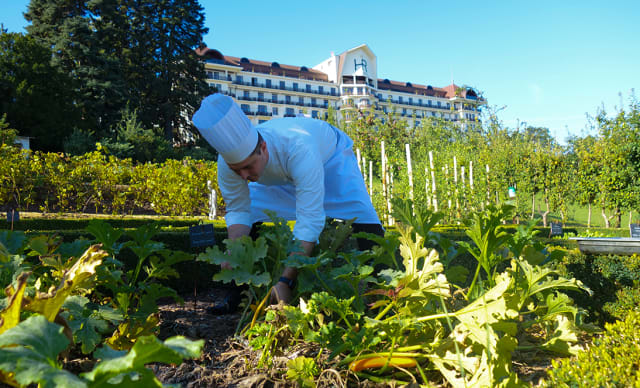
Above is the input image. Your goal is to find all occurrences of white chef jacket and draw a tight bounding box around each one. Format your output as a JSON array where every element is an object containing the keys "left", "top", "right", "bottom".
[{"left": 218, "top": 117, "right": 380, "bottom": 242}]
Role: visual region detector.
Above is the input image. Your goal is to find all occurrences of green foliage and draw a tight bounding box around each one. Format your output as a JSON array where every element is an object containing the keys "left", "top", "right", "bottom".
[
  {"left": 0, "top": 115, "right": 18, "bottom": 146},
  {"left": 83, "top": 335, "right": 204, "bottom": 387},
  {"left": 63, "top": 129, "right": 97, "bottom": 156},
  {"left": 560, "top": 251, "right": 640, "bottom": 326},
  {"left": 286, "top": 356, "right": 320, "bottom": 388},
  {"left": 101, "top": 107, "right": 175, "bottom": 163},
  {"left": 544, "top": 311, "right": 640, "bottom": 387},
  {"left": 458, "top": 204, "right": 514, "bottom": 298},
  {"left": 0, "top": 315, "right": 204, "bottom": 388},
  {"left": 0, "top": 315, "right": 85, "bottom": 388},
  {"left": 198, "top": 236, "right": 271, "bottom": 287},
  {"left": 24, "top": 0, "right": 210, "bottom": 143},
  {"left": 0, "top": 31, "right": 80, "bottom": 151},
  {"left": 602, "top": 282, "right": 640, "bottom": 320},
  {"left": 0, "top": 148, "right": 220, "bottom": 216}
]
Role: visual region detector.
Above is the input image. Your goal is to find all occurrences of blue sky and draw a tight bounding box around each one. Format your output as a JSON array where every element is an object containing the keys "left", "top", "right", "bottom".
[{"left": 2, "top": 0, "right": 639, "bottom": 144}]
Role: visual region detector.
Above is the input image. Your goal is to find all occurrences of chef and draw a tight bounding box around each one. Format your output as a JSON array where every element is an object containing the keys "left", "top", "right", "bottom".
[{"left": 192, "top": 93, "right": 383, "bottom": 307}]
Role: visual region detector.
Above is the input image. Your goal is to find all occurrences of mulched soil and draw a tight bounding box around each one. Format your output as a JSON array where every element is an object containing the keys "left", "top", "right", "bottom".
[{"left": 141, "top": 288, "right": 556, "bottom": 387}]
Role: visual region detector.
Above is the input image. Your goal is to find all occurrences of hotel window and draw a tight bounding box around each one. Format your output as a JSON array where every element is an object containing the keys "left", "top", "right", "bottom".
[
  {"left": 331, "top": 87, "right": 336, "bottom": 95},
  {"left": 298, "top": 96, "right": 304, "bottom": 104},
  {"left": 243, "top": 90, "right": 250, "bottom": 99},
  {"left": 418, "top": 99, "right": 422, "bottom": 105},
  {"left": 258, "top": 105, "right": 267, "bottom": 114},
  {"left": 312, "top": 110, "right": 318, "bottom": 118},
  {"left": 306, "top": 84, "right": 311, "bottom": 93},
  {"left": 324, "top": 99, "right": 328, "bottom": 107},
  {"left": 280, "top": 80, "right": 285, "bottom": 89},
  {"left": 206, "top": 71, "right": 213, "bottom": 79},
  {"left": 402, "top": 108, "right": 407, "bottom": 115},
  {"left": 272, "top": 107, "right": 278, "bottom": 115},
  {"left": 311, "top": 98, "right": 316, "bottom": 106},
  {"left": 272, "top": 93, "right": 278, "bottom": 103},
  {"left": 293, "top": 83, "right": 298, "bottom": 91},
  {"left": 399, "top": 96, "right": 403, "bottom": 104},
  {"left": 266, "top": 79, "right": 271, "bottom": 88},
  {"left": 286, "top": 107, "right": 295, "bottom": 116},
  {"left": 318, "top": 86, "right": 324, "bottom": 94},
  {"left": 408, "top": 97, "right": 413, "bottom": 105},
  {"left": 437, "top": 101, "right": 441, "bottom": 107},
  {"left": 236, "top": 75, "right": 243, "bottom": 83},
  {"left": 251, "top": 77, "right": 257, "bottom": 86},
  {"left": 258, "top": 92, "right": 264, "bottom": 100},
  {"left": 286, "top": 95, "right": 291, "bottom": 104},
  {"left": 357, "top": 87, "right": 363, "bottom": 95},
  {"left": 241, "top": 104, "right": 250, "bottom": 114},
  {"left": 428, "top": 100, "right": 432, "bottom": 106}
]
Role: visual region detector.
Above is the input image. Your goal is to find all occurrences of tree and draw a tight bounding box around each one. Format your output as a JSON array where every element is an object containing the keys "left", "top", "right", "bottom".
[
  {"left": 593, "top": 101, "right": 640, "bottom": 228},
  {"left": 108, "top": 0, "right": 211, "bottom": 142},
  {"left": 0, "top": 31, "right": 80, "bottom": 151},
  {"left": 568, "top": 135, "right": 600, "bottom": 227},
  {"left": 25, "top": 0, "right": 127, "bottom": 137},
  {"left": 25, "top": 0, "right": 211, "bottom": 143}
]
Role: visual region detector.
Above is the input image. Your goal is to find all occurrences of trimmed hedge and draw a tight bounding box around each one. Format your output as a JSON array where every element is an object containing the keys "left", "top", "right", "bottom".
[
  {"left": 2, "top": 217, "right": 216, "bottom": 231},
  {"left": 559, "top": 251, "right": 640, "bottom": 326},
  {"left": 543, "top": 311, "right": 640, "bottom": 387}
]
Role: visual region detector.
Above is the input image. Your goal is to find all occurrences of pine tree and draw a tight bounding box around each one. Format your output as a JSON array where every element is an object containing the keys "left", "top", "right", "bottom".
[
  {"left": 0, "top": 31, "right": 80, "bottom": 150},
  {"left": 24, "top": 0, "right": 210, "bottom": 143}
]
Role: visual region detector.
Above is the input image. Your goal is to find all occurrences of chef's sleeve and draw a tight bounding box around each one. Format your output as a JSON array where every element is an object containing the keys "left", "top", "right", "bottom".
[
  {"left": 287, "top": 142, "right": 326, "bottom": 242},
  {"left": 217, "top": 160, "right": 252, "bottom": 227}
]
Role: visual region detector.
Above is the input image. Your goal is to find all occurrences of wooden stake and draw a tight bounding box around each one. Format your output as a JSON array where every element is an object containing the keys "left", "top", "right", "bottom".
[
  {"left": 429, "top": 151, "right": 437, "bottom": 212},
  {"left": 405, "top": 144, "right": 414, "bottom": 203}
]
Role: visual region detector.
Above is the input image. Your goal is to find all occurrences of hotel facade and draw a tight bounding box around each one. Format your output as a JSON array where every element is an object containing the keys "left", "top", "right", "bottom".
[{"left": 196, "top": 44, "right": 484, "bottom": 128}]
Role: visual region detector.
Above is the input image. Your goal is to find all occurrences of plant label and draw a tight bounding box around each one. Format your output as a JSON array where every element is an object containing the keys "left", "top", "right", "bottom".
[{"left": 189, "top": 224, "right": 216, "bottom": 248}]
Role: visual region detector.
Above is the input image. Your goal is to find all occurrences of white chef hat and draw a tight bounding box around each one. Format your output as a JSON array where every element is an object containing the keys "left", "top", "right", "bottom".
[{"left": 192, "top": 94, "right": 258, "bottom": 164}]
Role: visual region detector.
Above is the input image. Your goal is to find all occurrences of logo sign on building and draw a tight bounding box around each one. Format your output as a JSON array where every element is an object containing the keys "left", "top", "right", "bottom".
[
  {"left": 354, "top": 58, "right": 368, "bottom": 74},
  {"left": 630, "top": 223, "right": 640, "bottom": 238}
]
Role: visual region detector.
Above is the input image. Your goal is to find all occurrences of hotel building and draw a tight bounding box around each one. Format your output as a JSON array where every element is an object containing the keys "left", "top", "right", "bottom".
[{"left": 196, "top": 44, "right": 484, "bottom": 128}]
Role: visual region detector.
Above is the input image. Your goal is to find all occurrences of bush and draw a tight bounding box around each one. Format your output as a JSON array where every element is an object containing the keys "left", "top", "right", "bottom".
[
  {"left": 543, "top": 311, "right": 640, "bottom": 387},
  {"left": 603, "top": 282, "right": 640, "bottom": 321},
  {"left": 63, "top": 128, "right": 96, "bottom": 155},
  {"left": 559, "top": 251, "right": 640, "bottom": 326}
]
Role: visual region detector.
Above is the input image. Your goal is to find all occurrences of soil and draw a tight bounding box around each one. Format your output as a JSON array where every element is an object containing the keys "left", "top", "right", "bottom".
[{"left": 143, "top": 288, "right": 553, "bottom": 387}]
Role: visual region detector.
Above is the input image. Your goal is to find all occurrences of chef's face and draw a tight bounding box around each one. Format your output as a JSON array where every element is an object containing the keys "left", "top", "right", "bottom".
[{"left": 227, "top": 140, "right": 268, "bottom": 182}]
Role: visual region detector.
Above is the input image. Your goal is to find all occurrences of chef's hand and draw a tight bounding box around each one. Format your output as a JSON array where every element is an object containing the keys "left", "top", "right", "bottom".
[{"left": 271, "top": 281, "right": 292, "bottom": 304}]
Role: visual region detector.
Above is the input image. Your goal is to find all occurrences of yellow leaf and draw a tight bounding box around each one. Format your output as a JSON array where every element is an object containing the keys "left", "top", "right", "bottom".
[
  {"left": 25, "top": 244, "right": 107, "bottom": 321},
  {"left": 0, "top": 272, "right": 30, "bottom": 335}
]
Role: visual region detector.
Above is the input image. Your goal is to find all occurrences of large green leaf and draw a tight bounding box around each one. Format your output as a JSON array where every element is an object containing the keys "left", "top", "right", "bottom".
[
  {"left": 197, "top": 236, "right": 271, "bottom": 287},
  {"left": 62, "top": 295, "right": 123, "bottom": 354},
  {"left": 82, "top": 335, "right": 204, "bottom": 387},
  {"left": 0, "top": 315, "right": 85, "bottom": 388}
]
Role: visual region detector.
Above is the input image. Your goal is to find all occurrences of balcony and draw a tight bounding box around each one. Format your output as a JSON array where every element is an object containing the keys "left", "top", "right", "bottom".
[{"left": 231, "top": 79, "right": 337, "bottom": 97}]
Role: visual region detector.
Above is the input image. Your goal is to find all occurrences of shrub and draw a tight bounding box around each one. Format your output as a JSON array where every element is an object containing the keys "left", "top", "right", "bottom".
[
  {"left": 543, "top": 311, "right": 640, "bottom": 387},
  {"left": 603, "top": 282, "right": 640, "bottom": 321},
  {"left": 559, "top": 251, "right": 640, "bottom": 326}
]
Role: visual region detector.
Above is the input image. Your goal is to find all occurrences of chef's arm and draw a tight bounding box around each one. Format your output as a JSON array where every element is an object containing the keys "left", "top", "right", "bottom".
[{"left": 228, "top": 223, "right": 251, "bottom": 240}]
